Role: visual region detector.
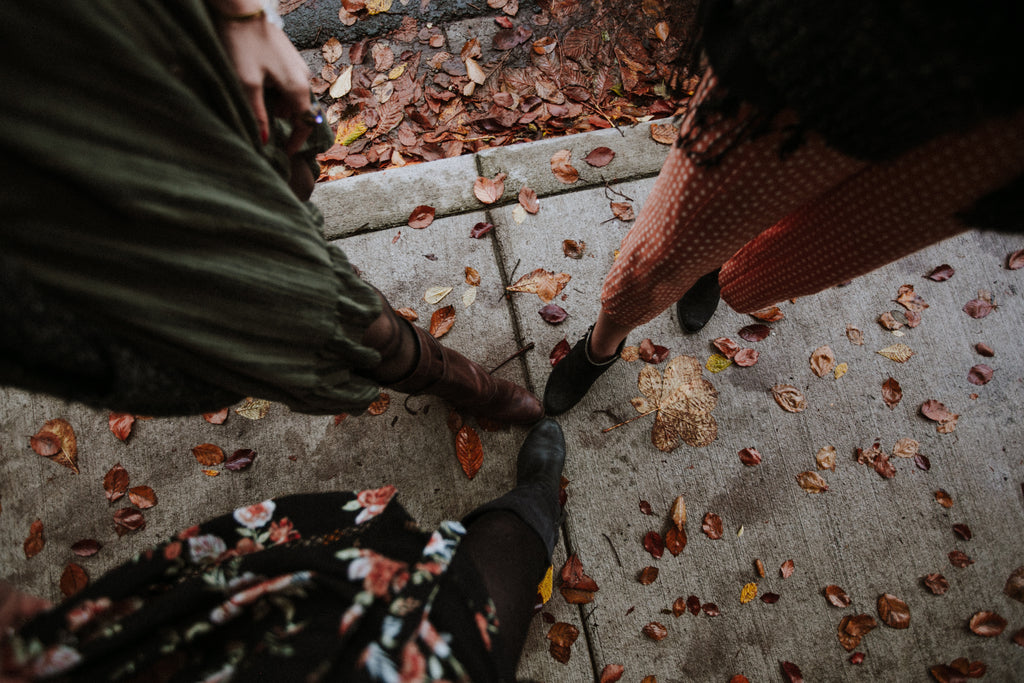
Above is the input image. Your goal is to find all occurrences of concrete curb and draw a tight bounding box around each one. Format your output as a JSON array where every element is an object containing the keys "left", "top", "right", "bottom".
[{"left": 314, "top": 118, "right": 673, "bottom": 240}]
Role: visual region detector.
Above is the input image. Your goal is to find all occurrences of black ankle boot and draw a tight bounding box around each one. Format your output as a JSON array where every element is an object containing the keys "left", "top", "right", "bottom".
[
  {"left": 675, "top": 268, "right": 721, "bottom": 334},
  {"left": 462, "top": 418, "right": 566, "bottom": 560},
  {"left": 543, "top": 327, "right": 623, "bottom": 416}
]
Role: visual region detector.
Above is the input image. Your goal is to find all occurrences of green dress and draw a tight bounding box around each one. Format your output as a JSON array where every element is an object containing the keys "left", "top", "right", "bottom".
[{"left": 0, "top": 1, "right": 383, "bottom": 415}]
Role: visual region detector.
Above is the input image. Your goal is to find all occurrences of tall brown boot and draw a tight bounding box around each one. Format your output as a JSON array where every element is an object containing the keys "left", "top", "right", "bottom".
[{"left": 388, "top": 322, "right": 543, "bottom": 424}]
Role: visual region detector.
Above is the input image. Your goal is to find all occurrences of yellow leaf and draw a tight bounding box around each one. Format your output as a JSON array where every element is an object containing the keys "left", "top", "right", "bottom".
[
  {"left": 877, "top": 343, "right": 914, "bottom": 363},
  {"left": 834, "top": 362, "right": 848, "bottom": 379},
  {"left": 202, "top": 469, "right": 220, "bottom": 477},
  {"left": 365, "top": 0, "right": 392, "bottom": 14},
  {"left": 424, "top": 286, "right": 453, "bottom": 304},
  {"left": 740, "top": 582, "right": 758, "bottom": 604},
  {"left": 506, "top": 268, "right": 571, "bottom": 303},
  {"left": 462, "top": 287, "right": 477, "bottom": 309},
  {"left": 705, "top": 354, "right": 733, "bottom": 373},
  {"left": 654, "top": 21, "right": 670, "bottom": 41},
  {"left": 537, "top": 565, "right": 553, "bottom": 604},
  {"left": 334, "top": 117, "right": 367, "bottom": 146},
  {"left": 388, "top": 63, "right": 406, "bottom": 80},
  {"left": 465, "top": 57, "right": 487, "bottom": 85},
  {"left": 235, "top": 398, "right": 271, "bottom": 420}
]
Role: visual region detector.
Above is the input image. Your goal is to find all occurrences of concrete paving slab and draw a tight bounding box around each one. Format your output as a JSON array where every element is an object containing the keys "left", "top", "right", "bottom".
[{"left": 492, "top": 178, "right": 1024, "bottom": 681}]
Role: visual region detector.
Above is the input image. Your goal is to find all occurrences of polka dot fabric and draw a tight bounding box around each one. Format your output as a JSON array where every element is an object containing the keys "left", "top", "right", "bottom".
[{"left": 601, "top": 73, "right": 1024, "bottom": 327}]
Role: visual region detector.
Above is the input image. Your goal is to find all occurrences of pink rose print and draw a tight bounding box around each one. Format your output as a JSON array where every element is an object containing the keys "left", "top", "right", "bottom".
[
  {"left": 188, "top": 534, "right": 227, "bottom": 564},
  {"left": 163, "top": 541, "right": 182, "bottom": 561},
  {"left": 339, "top": 603, "right": 365, "bottom": 636},
  {"left": 355, "top": 485, "right": 397, "bottom": 524},
  {"left": 177, "top": 525, "right": 200, "bottom": 540},
  {"left": 65, "top": 598, "right": 112, "bottom": 632},
  {"left": 30, "top": 645, "right": 82, "bottom": 677},
  {"left": 268, "top": 518, "right": 300, "bottom": 545},
  {"left": 233, "top": 500, "right": 276, "bottom": 529}
]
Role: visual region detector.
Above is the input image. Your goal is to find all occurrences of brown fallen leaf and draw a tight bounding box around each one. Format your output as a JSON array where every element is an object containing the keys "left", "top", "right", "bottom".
[
  {"left": 838, "top": 614, "right": 877, "bottom": 651},
  {"left": 192, "top": 444, "right": 225, "bottom": 466},
  {"left": 935, "top": 489, "right": 954, "bottom": 508},
  {"left": 824, "top": 585, "right": 852, "bottom": 607},
  {"left": 892, "top": 438, "right": 919, "bottom": 458},
  {"left": 921, "top": 400, "right": 959, "bottom": 433},
  {"left": 519, "top": 186, "right": 540, "bottom": 214},
  {"left": 550, "top": 150, "right": 579, "bottom": 183},
  {"left": 23, "top": 519, "right": 44, "bottom": 559},
  {"left": 816, "top": 446, "right": 837, "bottom": 471},
  {"left": 755, "top": 559, "right": 766, "bottom": 578},
  {"left": 925, "top": 264, "right": 955, "bottom": 281},
  {"left": 738, "top": 447, "right": 762, "bottom": 466},
  {"left": 473, "top": 172, "right": 507, "bottom": 204},
  {"left": 952, "top": 523, "right": 972, "bottom": 541},
  {"left": 560, "top": 553, "right": 599, "bottom": 604},
  {"left": 562, "top": 239, "right": 586, "bottom": 259},
  {"left": 642, "top": 622, "right": 668, "bottom": 641},
  {"left": 650, "top": 122, "right": 678, "bottom": 144},
  {"left": 429, "top": 305, "right": 456, "bottom": 338},
  {"left": 877, "top": 343, "right": 914, "bottom": 363},
  {"left": 761, "top": 593, "right": 780, "bottom": 604},
  {"left": 1008, "top": 249, "right": 1024, "bottom": 270},
  {"left": 203, "top": 408, "right": 229, "bottom": 424},
  {"left": 128, "top": 485, "right": 157, "bottom": 509},
  {"left": 975, "top": 342, "right": 995, "bottom": 357},
  {"left": 670, "top": 495, "right": 687, "bottom": 529},
  {"left": 235, "top": 398, "right": 271, "bottom": 420},
  {"left": 631, "top": 356, "right": 719, "bottom": 451},
  {"left": 455, "top": 424, "right": 483, "bottom": 479},
  {"left": 963, "top": 297, "right": 994, "bottom": 319},
  {"left": 506, "top": 268, "right": 571, "bottom": 303},
  {"left": 639, "top": 566, "right": 659, "bottom": 585},
  {"left": 644, "top": 531, "right": 664, "bottom": 559},
  {"left": 549, "top": 338, "right": 571, "bottom": 367},
  {"left": 600, "top": 664, "right": 625, "bottom": 683},
  {"left": 366, "top": 393, "right": 390, "bottom": 416},
  {"left": 103, "top": 463, "right": 130, "bottom": 503},
  {"left": 30, "top": 418, "right": 78, "bottom": 473},
  {"left": 539, "top": 304, "right": 568, "bottom": 324},
  {"left": 923, "top": 573, "right": 949, "bottom": 595},
  {"left": 896, "top": 284, "right": 929, "bottom": 312},
  {"left": 780, "top": 559, "right": 795, "bottom": 578},
  {"left": 846, "top": 324, "right": 864, "bottom": 345},
  {"left": 772, "top": 385, "right": 807, "bottom": 413},
  {"left": 638, "top": 338, "right": 670, "bottom": 364},
  {"left": 59, "top": 563, "right": 89, "bottom": 598},
  {"left": 733, "top": 348, "right": 759, "bottom": 367},
  {"left": 1005, "top": 566, "right": 1024, "bottom": 603},
  {"left": 547, "top": 621, "right": 578, "bottom": 663},
  {"left": 878, "top": 311, "right": 903, "bottom": 331},
  {"left": 71, "top": 539, "right": 101, "bottom": 557},
  {"left": 108, "top": 413, "right": 135, "bottom": 442},
  {"left": 469, "top": 222, "right": 493, "bottom": 238},
  {"left": 810, "top": 345, "right": 836, "bottom": 377},
  {"left": 407, "top": 204, "right": 435, "bottom": 229},
  {"left": 712, "top": 337, "right": 740, "bottom": 359},
  {"left": 739, "top": 324, "right": 771, "bottom": 342},
  {"left": 882, "top": 377, "right": 903, "bottom": 409},
  {"left": 702, "top": 512, "right": 723, "bottom": 539},
  {"left": 878, "top": 593, "right": 911, "bottom": 629},
  {"left": 610, "top": 201, "right": 635, "bottom": 221},
  {"left": 968, "top": 611, "right": 1007, "bottom": 637},
  {"left": 780, "top": 661, "right": 804, "bottom": 683},
  {"left": 664, "top": 527, "right": 687, "bottom": 555},
  {"left": 948, "top": 550, "right": 973, "bottom": 568},
  {"left": 113, "top": 507, "right": 146, "bottom": 536},
  {"left": 796, "top": 471, "right": 829, "bottom": 493},
  {"left": 750, "top": 306, "right": 785, "bottom": 322},
  {"left": 967, "top": 364, "right": 993, "bottom": 386},
  {"left": 584, "top": 146, "right": 615, "bottom": 167}
]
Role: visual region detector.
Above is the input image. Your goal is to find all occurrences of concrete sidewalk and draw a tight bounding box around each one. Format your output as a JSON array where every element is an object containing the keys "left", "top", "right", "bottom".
[{"left": 2, "top": 122, "right": 1023, "bottom": 682}]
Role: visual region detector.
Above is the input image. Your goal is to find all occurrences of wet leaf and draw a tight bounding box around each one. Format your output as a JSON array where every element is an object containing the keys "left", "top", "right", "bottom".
[
  {"left": 878, "top": 593, "right": 911, "bottom": 629},
  {"left": 550, "top": 150, "right": 579, "bottom": 183},
  {"left": 664, "top": 527, "right": 687, "bottom": 555},
  {"left": 1008, "top": 249, "right": 1024, "bottom": 270},
  {"left": 740, "top": 583, "right": 757, "bottom": 604},
  {"left": 738, "top": 324, "right": 770, "bottom": 342},
  {"left": 877, "top": 343, "right": 914, "bottom": 363},
  {"left": 948, "top": 550, "right": 973, "bottom": 568},
  {"left": 846, "top": 325, "right": 864, "bottom": 345},
  {"left": 506, "top": 268, "right": 571, "bottom": 303},
  {"left": 968, "top": 611, "right": 1007, "bottom": 637},
  {"left": 547, "top": 621, "right": 578, "bottom": 662},
  {"left": 470, "top": 221, "right": 494, "bottom": 238},
  {"left": 642, "top": 622, "right": 668, "bottom": 641},
  {"left": 235, "top": 398, "right": 271, "bottom": 420},
  {"left": 224, "top": 449, "right": 257, "bottom": 472},
  {"left": 896, "top": 284, "right": 929, "bottom": 312},
  {"left": 71, "top": 539, "right": 101, "bottom": 557},
  {"left": 963, "top": 298, "right": 994, "bottom": 319},
  {"left": 23, "top": 519, "right": 44, "bottom": 559},
  {"left": 639, "top": 566, "right": 659, "bottom": 585},
  {"left": 60, "top": 563, "right": 89, "bottom": 598},
  {"left": 734, "top": 349, "right": 759, "bottom": 367},
  {"left": 584, "top": 146, "right": 615, "bottom": 167},
  {"left": 518, "top": 186, "right": 540, "bottom": 214},
  {"left": 633, "top": 356, "right": 719, "bottom": 451},
  {"left": 702, "top": 512, "right": 723, "bottom": 539},
  {"left": 780, "top": 559, "right": 795, "bottom": 579},
  {"left": 809, "top": 345, "right": 836, "bottom": 377},
  {"left": 712, "top": 337, "right": 740, "bottom": 359},
  {"left": 610, "top": 202, "right": 635, "bottom": 221},
  {"left": 429, "top": 305, "right": 456, "bottom": 338},
  {"left": 644, "top": 531, "right": 665, "bottom": 559},
  {"left": 824, "top": 585, "right": 851, "bottom": 607},
  {"left": 600, "top": 664, "right": 625, "bottom": 682},
  {"left": 113, "top": 507, "right": 146, "bottom": 536},
  {"left": 796, "top": 471, "right": 829, "bottom": 493},
  {"left": 935, "top": 489, "right": 954, "bottom": 508},
  {"left": 670, "top": 495, "right": 687, "bottom": 529},
  {"left": 772, "top": 385, "right": 807, "bottom": 413},
  {"left": 750, "top": 306, "right": 784, "bottom": 322},
  {"left": 923, "top": 573, "right": 949, "bottom": 595},
  {"left": 455, "top": 424, "right": 483, "bottom": 479},
  {"left": 539, "top": 303, "right": 568, "bottom": 324},
  {"left": 975, "top": 342, "right": 995, "bottom": 357},
  {"left": 407, "top": 205, "right": 435, "bottom": 229},
  {"left": 639, "top": 339, "right": 670, "bottom": 364},
  {"left": 424, "top": 286, "right": 453, "bottom": 304},
  {"left": 1004, "top": 566, "right": 1024, "bottom": 603},
  {"left": 473, "top": 173, "right": 507, "bottom": 204},
  {"left": 780, "top": 661, "right": 803, "bottom": 683},
  {"left": 816, "top": 445, "right": 837, "bottom": 471},
  {"left": 30, "top": 418, "right": 78, "bottom": 473},
  {"left": 967, "top": 364, "right": 993, "bottom": 386},
  {"left": 929, "top": 664, "right": 968, "bottom": 683},
  {"left": 738, "top": 447, "right": 762, "bottom": 466},
  {"left": 203, "top": 408, "right": 229, "bottom": 424},
  {"left": 550, "top": 338, "right": 571, "bottom": 366},
  {"left": 952, "top": 523, "right": 972, "bottom": 541},
  {"left": 882, "top": 377, "right": 903, "bottom": 409},
  {"left": 925, "top": 264, "right": 955, "bottom": 281},
  {"left": 650, "top": 123, "right": 678, "bottom": 144},
  {"left": 365, "top": 0, "right": 392, "bottom": 15},
  {"left": 192, "top": 443, "right": 225, "bottom": 466},
  {"left": 103, "top": 463, "right": 130, "bottom": 503},
  {"left": 108, "top": 413, "right": 135, "bottom": 442}
]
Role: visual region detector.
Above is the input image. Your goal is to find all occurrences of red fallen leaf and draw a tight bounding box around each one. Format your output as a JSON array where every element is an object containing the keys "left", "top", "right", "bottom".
[
  {"left": 30, "top": 418, "right": 79, "bottom": 473},
  {"left": 838, "top": 614, "right": 877, "bottom": 651},
  {"left": 664, "top": 527, "right": 687, "bottom": 556},
  {"left": 639, "top": 500, "right": 653, "bottom": 515},
  {"left": 969, "top": 611, "right": 1007, "bottom": 637},
  {"left": 407, "top": 204, "right": 436, "bottom": 229},
  {"left": 915, "top": 454, "right": 931, "bottom": 470},
  {"left": 610, "top": 202, "right": 635, "bottom": 221},
  {"left": 921, "top": 399, "right": 958, "bottom": 425},
  {"left": 948, "top": 550, "right": 973, "bottom": 568},
  {"left": 780, "top": 661, "right": 804, "bottom": 683},
  {"left": 470, "top": 221, "right": 494, "bottom": 238},
  {"left": 738, "top": 324, "right": 771, "bottom": 342},
  {"left": 71, "top": 539, "right": 101, "bottom": 557},
  {"left": 850, "top": 652, "right": 865, "bottom": 665},
  {"left": 974, "top": 342, "right": 995, "bottom": 357},
  {"left": 473, "top": 173, "right": 506, "bottom": 204},
  {"left": 108, "top": 412, "right": 135, "bottom": 442},
  {"left": 24, "top": 519, "right": 45, "bottom": 559},
  {"left": 963, "top": 298, "right": 993, "bottom": 318},
  {"left": 750, "top": 306, "right": 785, "bottom": 322},
  {"left": 367, "top": 392, "right": 390, "bottom": 415},
  {"left": 600, "top": 664, "right": 625, "bottom": 682},
  {"left": 702, "top": 512, "right": 723, "bottom": 539},
  {"left": 638, "top": 566, "right": 659, "bottom": 585},
  {"left": 113, "top": 507, "right": 146, "bottom": 536},
  {"left": 967, "top": 364, "right": 993, "bottom": 386},
  {"left": 733, "top": 348, "right": 759, "bottom": 367},
  {"left": 644, "top": 531, "right": 664, "bottom": 559},
  {"left": 203, "top": 408, "right": 229, "bottom": 424},
  {"left": 550, "top": 150, "right": 579, "bottom": 183},
  {"left": 730, "top": 677, "right": 751, "bottom": 683},
  {"left": 671, "top": 597, "right": 687, "bottom": 617},
  {"left": 1007, "top": 249, "right": 1024, "bottom": 270},
  {"left": 929, "top": 664, "right": 968, "bottom": 683},
  {"left": 494, "top": 15, "right": 513, "bottom": 29},
  {"left": 519, "top": 186, "right": 540, "bottom": 214},
  {"left": 59, "top": 563, "right": 89, "bottom": 598},
  {"left": 192, "top": 443, "right": 225, "bottom": 466},
  {"left": 455, "top": 425, "right": 483, "bottom": 479},
  {"left": 29, "top": 432, "right": 60, "bottom": 457},
  {"left": 780, "top": 559, "right": 795, "bottom": 578},
  {"left": 935, "top": 489, "right": 954, "bottom": 508},
  {"left": 549, "top": 338, "right": 571, "bottom": 366},
  {"left": 584, "top": 146, "right": 615, "bottom": 167},
  {"left": 882, "top": 377, "right": 902, "bottom": 409},
  {"left": 687, "top": 595, "right": 701, "bottom": 615},
  {"left": 638, "top": 338, "right": 670, "bottom": 364},
  {"left": 128, "top": 485, "right": 157, "bottom": 509},
  {"left": 429, "top": 305, "right": 456, "bottom": 338},
  {"left": 824, "top": 585, "right": 852, "bottom": 607},
  {"left": 923, "top": 573, "right": 950, "bottom": 595},
  {"left": 952, "top": 523, "right": 972, "bottom": 541},
  {"left": 224, "top": 449, "right": 257, "bottom": 472},
  {"left": 738, "top": 447, "right": 762, "bottom": 466},
  {"left": 761, "top": 592, "right": 780, "bottom": 604},
  {"left": 965, "top": 661, "right": 986, "bottom": 678},
  {"left": 925, "top": 264, "right": 955, "bottom": 281},
  {"left": 642, "top": 622, "right": 668, "bottom": 641},
  {"left": 103, "top": 463, "right": 130, "bottom": 503},
  {"left": 539, "top": 303, "right": 568, "bottom": 324},
  {"left": 712, "top": 337, "right": 740, "bottom": 359},
  {"left": 560, "top": 554, "right": 599, "bottom": 592},
  {"left": 877, "top": 593, "right": 911, "bottom": 629}
]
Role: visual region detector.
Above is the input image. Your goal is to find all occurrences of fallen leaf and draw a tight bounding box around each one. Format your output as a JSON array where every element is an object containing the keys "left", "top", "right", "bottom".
[
  {"left": 650, "top": 123, "right": 678, "bottom": 144},
  {"left": 550, "top": 338, "right": 571, "bottom": 366},
  {"left": 562, "top": 239, "right": 586, "bottom": 259},
  {"left": 796, "top": 471, "right": 829, "bottom": 493},
  {"left": 638, "top": 339, "right": 670, "bottom": 364},
  {"left": 975, "top": 342, "right": 995, "bottom": 357},
  {"left": 705, "top": 354, "right": 733, "bottom": 373},
  {"left": 968, "top": 611, "right": 1007, "bottom": 637},
  {"left": 915, "top": 454, "right": 932, "bottom": 470},
  {"left": 948, "top": 550, "right": 973, "bottom": 568},
  {"left": 60, "top": 563, "right": 89, "bottom": 598},
  {"left": 921, "top": 400, "right": 959, "bottom": 431},
  {"left": 547, "top": 621, "right": 578, "bottom": 662},
  {"left": 610, "top": 202, "right": 635, "bottom": 221},
  {"left": 780, "top": 559, "right": 795, "bottom": 578},
  {"left": 395, "top": 307, "right": 418, "bottom": 322},
  {"left": 103, "top": 463, "right": 130, "bottom": 502},
  {"left": 71, "top": 539, "right": 101, "bottom": 557},
  {"left": 224, "top": 449, "right": 257, "bottom": 472},
  {"left": 816, "top": 446, "right": 837, "bottom": 471},
  {"left": 108, "top": 413, "right": 135, "bottom": 442},
  {"left": 670, "top": 495, "right": 687, "bottom": 529},
  {"left": 192, "top": 443, "right": 225, "bottom": 466},
  {"left": 23, "top": 519, "right": 44, "bottom": 559},
  {"left": 642, "top": 622, "right": 668, "bottom": 640},
  {"left": 600, "top": 664, "right": 625, "bottom": 683},
  {"left": 424, "top": 286, "right": 453, "bottom": 304},
  {"left": 963, "top": 297, "right": 994, "bottom": 318},
  {"left": 730, "top": 675, "right": 751, "bottom": 683},
  {"left": 925, "top": 264, "right": 955, "bottom": 281},
  {"left": 560, "top": 553, "right": 598, "bottom": 604},
  {"left": 632, "top": 355, "right": 719, "bottom": 451},
  {"left": 750, "top": 306, "right": 784, "bottom": 322},
  {"left": 539, "top": 303, "right": 568, "bottom": 324},
  {"left": 846, "top": 325, "right": 864, "bottom": 345},
  {"left": 506, "top": 268, "right": 571, "bottom": 303},
  {"left": 755, "top": 559, "right": 766, "bottom": 577},
  {"left": 1005, "top": 566, "right": 1024, "bottom": 603},
  {"left": 407, "top": 205, "right": 435, "bottom": 229},
  {"left": 113, "top": 507, "right": 145, "bottom": 536},
  {"left": 892, "top": 438, "right": 919, "bottom": 458},
  {"left": 780, "top": 661, "right": 804, "bottom": 683},
  {"left": 469, "top": 222, "right": 494, "bottom": 238},
  {"left": 620, "top": 346, "right": 640, "bottom": 362},
  {"left": 665, "top": 527, "right": 687, "bottom": 555},
  {"left": 838, "top": 614, "right": 877, "bottom": 651},
  {"left": 334, "top": 117, "right": 367, "bottom": 145},
  {"left": 923, "top": 573, "right": 949, "bottom": 595},
  {"left": 429, "top": 305, "right": 456, "bottom": 338},
  {"left": 584, "top": 146, "right": 615, "bottom": 167},
  {"left": 465, "top": 57, "right": 486, "bottom": 84},
  {"left": 761, "top": 593, "right": 780, "bottom": 604},
  {"left": 330, "top": 64, "right": 353, "bottom": 98},
  {"left": 702, "top": 512, "right": 723, "bottom": 539},
  {"left": 967, "top": 364, "right": 993, "bottom": 386},
  {"left": 455, "top": 424, "right": 483, "bottom": 479},
  {"left": 877, "top": 343, "right": 914, "bottom": 363},
  {"left": 738, "top": 447, "right": 762, "bottom": 466},
  {"left": 644, "top": 531, "right": 665, "bottom": 559},
  {"left": 639, "top": 500, "right": 653, "bottom": 515},
  {"left": 734, "top": 348, "right": 759, "bottom": 367},
  {"left": 929, "top": 664, "right": 968, "bottom": 683},
  {"left": 550, "top": 150, "right": 579, "bottom": 183},
  {"left": 473, "top": 173, "right": 507, "bottom": 204},
  {"left": 772, "top": 385, "right": 807, "bottom": 413},
  {"left": 639, "top": 566, "right": 659, "bottom": 585},
  {"left": 878, "top": 311, "right": 903, "bottom": 331},
  {"left": 365, "top": 0, "right": 392, "bottom": 15},
  {"left": 462, "top": 266, "right": 481, "bottom": 288},
  {"left": 125, "top": 485, "right": 157, "bottom": 508},
  {"left": 30, "top": 419, "right": 78, "bottom": 473},
  {"left": 952, "top": 523, "right": 972, "bottom": 541},
  {"left": 896, "top": 284, "right": 929, "bottom": 311},
  {"left": 712, "top": 338, "right": 740, "bottom": 359},
  {"left": 935, "top": 489, "right": 954, "bottom": 508},
  {"left": 235, "top": 398, "right": 271, "bottom": 420},
  {"left": 878, "top": 593, "right": 911, "bottom": 629},
  {"left": 519, "top": 186, "right": 540, "bottom": 214},
  {"left": 321, "top": 36, "right": 343, "bottom": 63},
  {"left": 202, "top": 469, "right": 219, "bottom": 477},
  {"left": 739, "top": 324, "right": 771, "bottom": 342},
  {"left": 1008, "top": 249, "right": 1024, "bottom": 270},
  {"left": 740, "top": 583, "right": 757, "bottom": 604},
  {"left": 882, "top": 377, "right": 903, "bottom": 409},
  {"left": 687, "top": 595, "right": 701, "bottom": 615},
  {"left": 824, "top": 585, "right": 851, "bottom": 607},
  {"left": 203, "top": 408, "right": 229, "bottom": 424},
  {"left": 810, "top": 345, "right": 836, "bottom": 377}
]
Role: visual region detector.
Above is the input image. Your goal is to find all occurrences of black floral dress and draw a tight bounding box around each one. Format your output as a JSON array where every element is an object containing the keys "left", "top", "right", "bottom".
[{"left": 3, "top": 488, "right": 500, "bottom": 682}]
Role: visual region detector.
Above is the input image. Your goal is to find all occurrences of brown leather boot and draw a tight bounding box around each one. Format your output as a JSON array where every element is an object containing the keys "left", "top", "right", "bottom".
[{"left": 389, "top": 322, "right": 543, "bottom": 424}]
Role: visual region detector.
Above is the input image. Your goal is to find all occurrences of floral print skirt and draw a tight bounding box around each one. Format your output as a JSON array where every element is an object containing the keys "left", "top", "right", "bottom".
[{"left": 3, "top": 489, "right": 500, "bottom": 682}]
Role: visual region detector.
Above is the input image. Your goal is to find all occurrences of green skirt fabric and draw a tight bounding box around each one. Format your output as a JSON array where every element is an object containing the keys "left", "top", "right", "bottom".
[{"left": 0, "top": 1, "right": 382, "bottom": 415}]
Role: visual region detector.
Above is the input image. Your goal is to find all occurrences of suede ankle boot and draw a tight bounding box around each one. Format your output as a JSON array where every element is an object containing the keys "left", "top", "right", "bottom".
[
  {"left": 675, "top": 268, "right": 721, "bottom": 334},
  {"left": 543, "top": 327, "right": 623, "bottom": 416}
]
